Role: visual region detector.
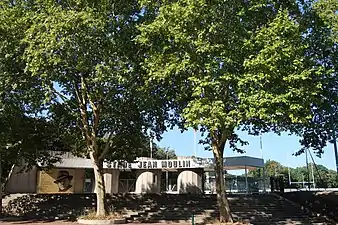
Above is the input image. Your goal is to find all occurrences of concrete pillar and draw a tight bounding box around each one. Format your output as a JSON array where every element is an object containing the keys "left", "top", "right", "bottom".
[
  {"left": 177, "top": 169, "right": 203, "bottom": 194},
  {"left": 135, "top": 170, "right": 161, "bottom": 193},
  {"left": 104, "top": 169, "right": 120, "bottom": 194}
]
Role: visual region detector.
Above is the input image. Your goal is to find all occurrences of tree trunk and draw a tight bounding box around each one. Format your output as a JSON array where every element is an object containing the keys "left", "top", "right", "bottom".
[
  {"left": 91, "top": 155, "right": 107, "bottom": 217},
  {"left": 3, "top": 164, "right": 15, "bottom": 192},
  {"left": 212, "top": 143, "right": 233, "bottom": 223},
  {"left": 0, "top": 163, "right": 15, "bottom": 216},
  {"left": 0, "top": 152, "right": 2, "bottom": 215}
]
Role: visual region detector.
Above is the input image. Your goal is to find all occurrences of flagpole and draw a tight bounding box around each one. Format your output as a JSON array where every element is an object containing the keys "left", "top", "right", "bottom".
[
  {"left": 194, "top": 129, "right": 197, "bottom": 157},
  {"left": 260, "top": 135, "right": 263, "bottom": 159},
  {"left": 149, "top": 132, "right": 153, "bottom": 159}
]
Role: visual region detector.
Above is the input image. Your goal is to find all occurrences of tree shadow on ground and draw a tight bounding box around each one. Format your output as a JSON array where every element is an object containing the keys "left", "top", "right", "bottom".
[
  {"left": 3, "top": 194, "right": 97, "bottom": 221},
  {"left": 282, "top": 191, "right": 338, "bottom": 222},
  {"left": 2, "top": 192, "right": 335, "bottom": 224},
  {"left": 2, "top": 193, "right": 155, "bottom": 222},
  {"left": 221, "top": 194, "right": 335, "bottom": 225}
]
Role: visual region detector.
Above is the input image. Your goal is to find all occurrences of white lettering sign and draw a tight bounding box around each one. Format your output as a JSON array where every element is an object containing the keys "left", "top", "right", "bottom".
[{"left": 104, "top": 159, "right": 196, "bottom": 170}]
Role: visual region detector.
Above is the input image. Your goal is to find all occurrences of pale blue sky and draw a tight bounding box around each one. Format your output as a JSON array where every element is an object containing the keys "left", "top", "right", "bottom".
[{"left": 156, "top": 128, "right": 337, "bottom": 171}]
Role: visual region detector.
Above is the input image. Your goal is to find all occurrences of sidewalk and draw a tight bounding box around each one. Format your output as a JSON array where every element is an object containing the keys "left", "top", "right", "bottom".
[{"left": 0, "top": 220, "right": 191, "bottom": 225}]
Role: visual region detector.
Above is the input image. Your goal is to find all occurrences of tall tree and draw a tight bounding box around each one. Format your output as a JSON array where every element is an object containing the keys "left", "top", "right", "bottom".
[
  {"left": 0, "top": 1, "right": 73, "bottom": 213},
  {"left": 1, "top": 0, "right": 170, "bottom": 217},
  {"left": 137, "top": 0, "right": 326, "bottom": 222},
  {"left": 294, "top": 0, "right": 338, "bottom": 159}
]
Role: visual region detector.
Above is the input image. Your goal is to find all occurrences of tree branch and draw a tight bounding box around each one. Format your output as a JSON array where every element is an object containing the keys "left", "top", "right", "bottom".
[
  {"left": 98, "top": 132, "right": 114, "bottom": 162},
  {"left": 73, "top": 80, "right": 92, "bottom": 147},
  {"left": 51, "top": 87, "right": 77, "bottom": 110},
  {"left": 80, "top": 75, "right": 103, "bottom": 137},
  {"left": 219, "top": 132, "right": 228, "bottom": 148},
  {"left": 2, "top": 164, "right": 15, "bottom": 192}
]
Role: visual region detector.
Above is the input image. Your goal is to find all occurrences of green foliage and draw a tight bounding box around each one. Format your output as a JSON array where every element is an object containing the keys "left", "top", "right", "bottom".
[
  {"left": 314, "top": 0, "right": 338, "bottom": 42},
  {"left": 0, "top": 0, "right": 173, "bottom": 216},
  {"left": 293, "top": 0, "right": 338, "bottom": 156},
  {"left": 152, "top": 146, "right": 177, "bottom": 160},
  {"left": 0, "top": 0, "right": 74, "bottom": 181},
  {"left": 248, "top": 160, "right": 284, "bottom": 177},
  {"left": 137, "top": 2, "right": 335, "bottom": 220},
  {"left": 0, "top": 104, "right": 72, "bottom": 187},
  {"left": 0, "top": 0, "right": 170, "bottom": 161},
  {"left": 137, "top": 0, "right": 326, "bottom": 154}
]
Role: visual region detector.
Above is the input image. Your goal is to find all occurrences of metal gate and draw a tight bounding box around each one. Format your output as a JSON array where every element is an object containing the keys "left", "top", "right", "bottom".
[{"left": 118, "top": 179, "right": 136, "bottom": 193}]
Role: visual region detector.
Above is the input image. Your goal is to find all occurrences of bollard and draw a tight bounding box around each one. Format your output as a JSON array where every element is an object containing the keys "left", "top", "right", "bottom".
[{"left": 191, "top": 213, "right": 195, "bottom": 225}]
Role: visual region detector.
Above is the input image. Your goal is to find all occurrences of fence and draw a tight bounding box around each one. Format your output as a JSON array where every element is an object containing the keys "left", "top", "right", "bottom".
[{"left": 205, "top": 176, "right": 269, "bottom": 193}]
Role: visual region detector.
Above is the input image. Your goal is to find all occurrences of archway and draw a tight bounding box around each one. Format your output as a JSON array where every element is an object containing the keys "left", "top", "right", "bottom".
[
  {"left": 135, "top": 170, "right": 161, "bottom": 193},
  {"left": 177, "top": 169, "right": 203, "bottom": 194}
]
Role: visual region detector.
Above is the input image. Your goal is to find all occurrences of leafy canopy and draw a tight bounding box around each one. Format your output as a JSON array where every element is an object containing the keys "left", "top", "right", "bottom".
[
  {"left": 137, "top": 0, "right": 325, "bottom": 153},
  {"left": 4, "top": 0, "right": 171, "bottom": 162}
]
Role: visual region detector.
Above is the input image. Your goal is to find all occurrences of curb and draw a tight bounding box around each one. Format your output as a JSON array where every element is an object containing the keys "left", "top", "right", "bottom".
[{"left": 77, "top": 218, "right": 126, "bottom": 225}]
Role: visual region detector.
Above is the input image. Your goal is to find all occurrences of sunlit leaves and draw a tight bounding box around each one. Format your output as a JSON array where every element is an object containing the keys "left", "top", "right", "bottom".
[
  {"left": 0, "top": 0, "right": 172, "bottom": 165},
  {"left": 138, "top": 0, "right": 324, "bottom": 155},
  {"left": 314, "top": 0, "right": 338, "bottom": 42}
]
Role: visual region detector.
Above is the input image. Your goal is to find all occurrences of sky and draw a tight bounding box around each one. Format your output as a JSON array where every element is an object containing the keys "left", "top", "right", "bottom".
[{"left": 155, "top": 127, "right": 338, "bottom": 173}]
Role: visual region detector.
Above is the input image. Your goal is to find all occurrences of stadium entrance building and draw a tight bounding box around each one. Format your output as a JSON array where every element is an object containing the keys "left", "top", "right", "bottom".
[{"left": 5, "top": 152, "right": 264, "bottom": 194}]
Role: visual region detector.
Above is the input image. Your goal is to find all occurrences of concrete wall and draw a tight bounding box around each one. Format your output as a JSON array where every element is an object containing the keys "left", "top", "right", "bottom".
[
  {"left": 135, "top": 170, "right": 161, "bottom": 193},
  {"left": 37, "top": 168, "right": 84, "bottom": 194},
  {"left": 104, "top": 169, "right": 119, "bottom": 194},
  {"left": 6, "top": 166, "right": 37, "bottom": 193},
  {"left": 177, "top": 169, "right": 203, "bottom": 194},
  {"left": 74, "top": 169, "right": 86, "bottom": 193}
]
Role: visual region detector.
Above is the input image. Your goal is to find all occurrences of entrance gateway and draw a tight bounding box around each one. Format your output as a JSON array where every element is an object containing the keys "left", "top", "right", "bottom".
[{"left": 5, "top": 153, "right": 264, "bottom": 194}]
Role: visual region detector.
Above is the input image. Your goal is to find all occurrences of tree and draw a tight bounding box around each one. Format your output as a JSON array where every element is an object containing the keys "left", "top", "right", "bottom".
[
  {"left": 130, "top": 136, "right": 177, "bottom": 160},
  {"left": 293, "top": 0, "right": 338, "bottom": 158},
  {"left": 0, "top": 109, "right": 71, "bottom": 185},
  {"left": 137, "top": 0, "right": 326, "bottom": 222},
  {"left": 153, "top": 146, "right": 177, "bottom": 160},
  {"left": 1, "top": 0, "right": 171, "bottom": 217},
  {"left": 0, "top": 2, "right": 75, "bottom": 213},
  {"left": 248, "top": 160, "right": 284, "bottom": 178},
  {"left": 0, "top": 105, "right": 71, "bottom": 214}
]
